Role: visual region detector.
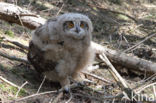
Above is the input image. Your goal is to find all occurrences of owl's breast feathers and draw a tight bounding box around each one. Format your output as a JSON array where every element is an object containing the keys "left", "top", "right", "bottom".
[{"left": 27, "top": 41, "right": 58, "bottom": 74}]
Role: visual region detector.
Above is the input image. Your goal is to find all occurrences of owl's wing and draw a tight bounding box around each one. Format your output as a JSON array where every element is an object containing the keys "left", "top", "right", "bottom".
[
  {"left": 27, "top": 41, "right": 58, "bottom": 74},
  {"left": 32, "top": 17, "right": 59, "bottom": 50}
]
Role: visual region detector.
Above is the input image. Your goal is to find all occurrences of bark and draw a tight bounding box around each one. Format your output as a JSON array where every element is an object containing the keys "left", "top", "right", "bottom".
[
  {"left": 0, "top": 2, "right": 156, "bottom": 74},
  {"left": 92, "top": 42, "right": 156, "bottom": 74},
  {"left": 0, "top": 2, "right": 46, "bottom": 29}
]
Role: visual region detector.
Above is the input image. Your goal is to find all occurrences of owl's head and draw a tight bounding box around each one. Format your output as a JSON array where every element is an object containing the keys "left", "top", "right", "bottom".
[{"left": 57, "top": 13, "right": 93, "bottom": 40}]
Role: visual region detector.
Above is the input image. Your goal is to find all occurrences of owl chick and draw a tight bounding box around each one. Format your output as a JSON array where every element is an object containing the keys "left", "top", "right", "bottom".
[{"left": 28, "top": 13, "right": 95, "bottom": 90}]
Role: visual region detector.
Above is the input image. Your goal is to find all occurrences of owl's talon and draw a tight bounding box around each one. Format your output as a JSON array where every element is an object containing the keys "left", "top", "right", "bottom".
[{"left": 63, "top": 85, "right": 70, "bottom": 93}]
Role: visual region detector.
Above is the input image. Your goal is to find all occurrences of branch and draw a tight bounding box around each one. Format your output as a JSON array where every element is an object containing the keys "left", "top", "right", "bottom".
[
  {"left": 82, "top": 71, "right": 112, "bottom": 84},
  {"left": 0, "top": 76, "right": 20, "bottom": 88},
  {"left": 123, "top": 33, "right": 156, "bottom": 53},
  {"left": 3, "top": 37, "right": 28, "bottom": 50},
  {"left": 0, "top": 2, "right": 46, "bottom": 29},
  {"left": 15, "top": 82, "right": 81, "bottom": 102},
  {"left": 0, "top": 50, "right": 29, "bottom": 64},
  {"left": 91, "top": 42, "right": 156, "bottom": 74}
]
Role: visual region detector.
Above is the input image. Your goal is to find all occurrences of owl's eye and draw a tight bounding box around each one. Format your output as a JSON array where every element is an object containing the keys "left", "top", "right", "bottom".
[
  {"left": 80, "top": 22, "right": 84, "bottom": 28},
  {"left": 80, "top": 21, "right": 88, "bottom": 29},
  {"left": 67, "top": 21, "right": 74, "bottom": 28}
]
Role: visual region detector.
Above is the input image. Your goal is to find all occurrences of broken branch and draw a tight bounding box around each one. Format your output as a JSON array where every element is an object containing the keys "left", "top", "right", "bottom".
[{"left": 0, "top": 50, "right": 29, "bottom": 64}]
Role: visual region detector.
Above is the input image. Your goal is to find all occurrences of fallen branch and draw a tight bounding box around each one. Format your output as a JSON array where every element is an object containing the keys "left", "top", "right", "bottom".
[
  {"left": 123, "top": 33, "right": 156, "bottom": 53},
  {"left": 82, "top": 71, "right": 112, "bottom": 84},
  {"left": 15, "top": 82, "right": 81, "bottom": 102},
  {"left": 99, "top": 53, "right": 153, "bottom": 102},
  {"left": 0, "top": 51, "right": 29, "bottom": 64},
  {"left": 98, "top": 53, "right": 131, "bottom": 99},
  {"left": 3, "top": 37, "right": 28, "bottom": 50},
  {"left": 15, "top": 90, "right": 57, "bottom": 102},
  {"left": 36, "top": 76, "right": 46, "bottom": 94},
  {"left": 15, "top": 81, "right": 28, "bottom": 98},
  {"left": 92, "top": 42, "right": 156, "bottom": 74},
  {"left": 0, "top": 2, "right": 46, "bottom": 29},
  {"left": 0, "top": 76, "right": 20, "bottom": 89}
]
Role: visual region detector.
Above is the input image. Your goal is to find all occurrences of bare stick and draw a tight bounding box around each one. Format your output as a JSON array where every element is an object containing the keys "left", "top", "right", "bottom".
[
  {"left": 99, "top": 53, "right": 152, "bottom": 102},
  {"left": 56, "top": 3, "right": 64, "bottom": 16},
  {"left": 153, "top": 85, "right": 156, "bottom": 98},
  {"left": 123, "top": 33, "right": 156, "bottom": 53},
  {"left": 17, "top": 14, "right": 31, "bottom": 38},
  {"left": 15, "top": 81, "right": 28, "bottom": 98},
  {"left": 98, "top": 53, "right": 131, "bottom": 100},
  {"left": 15, "top": 90, "right": 57, "bottom": 102},
  {"left": 82, "top": 71, "right": 112, "bottom": 84},
  {"left": 36, "top": 76, "right": 46, "bottom": 94},
  {"left": 136, "top": 82, "right": 156, "bottom": 93},
  {"left": 15, "top": 82, "right": 80, "bottom": 102},
  {"left": 3, "top": 37, "right": 28, "bottom": 50},
  {"left": 0, "top": 51, "right": 29, "bottom": 64},
  {"left": 99, "top": 53, "right": 129, "bottom": 88},
  {"left": 0, "top": 76, "right": 20, "bottom": 88},
  {"left": 20, "top": 14, "right": 39, "bottom": 17}
]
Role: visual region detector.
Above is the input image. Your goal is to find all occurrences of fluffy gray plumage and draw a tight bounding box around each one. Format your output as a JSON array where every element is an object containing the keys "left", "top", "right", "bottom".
[{"left": 30, "top": 13, "right": 95, "bottom": 88}]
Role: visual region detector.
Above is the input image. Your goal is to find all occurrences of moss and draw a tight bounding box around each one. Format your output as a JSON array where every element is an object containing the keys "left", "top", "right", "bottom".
[
  {"left": 0, "top": 83, "right": 27, "bottom": 97},
  {"left": 18, "top": 88, "right": 28, "bottom": 96},
  {"left": 4, "top": 30, "right": 14, "bottom": 38}
]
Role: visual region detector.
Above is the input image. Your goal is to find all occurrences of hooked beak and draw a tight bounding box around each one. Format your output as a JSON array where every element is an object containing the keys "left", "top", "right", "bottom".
[{"left": 75, "top": 26, "right": 80, "bottom": 33}]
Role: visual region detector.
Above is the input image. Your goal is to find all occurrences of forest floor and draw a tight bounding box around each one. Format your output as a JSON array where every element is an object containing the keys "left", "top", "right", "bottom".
[{"left": 0, "top": 0, "right": 156, "bottom": 103}]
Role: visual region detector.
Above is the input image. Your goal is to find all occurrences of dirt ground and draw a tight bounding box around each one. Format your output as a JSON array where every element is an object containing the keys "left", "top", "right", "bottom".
[{"left": 0, "top": 0, "right": 156, "bottom": 103}]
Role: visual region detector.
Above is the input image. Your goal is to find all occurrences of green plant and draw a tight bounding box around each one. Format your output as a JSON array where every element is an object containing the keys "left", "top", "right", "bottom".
[{"left": 5, "top": 30, "right": 14, "bottom": 37}]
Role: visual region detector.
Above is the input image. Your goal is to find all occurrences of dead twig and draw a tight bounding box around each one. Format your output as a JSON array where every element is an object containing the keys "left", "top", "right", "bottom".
[
  {"left": 15, "top": 82, "right": 81, "bottom": 102},
  {"left": 136, "top": 82, "right": 156, "bottom": 93},
  {"left": 15, "top": 90, "right": 57, "bottom": 102},
  {"left": 56, "top": 3, "right": 64, "bottom": 16},
  {"left": 99, "top": 53, "right": 152, "bottom": 102},
  {"left": 0, "top": 51, "right": 29, "bottom": 64},
  {"left": 36, "top": 76, "right": 46, "bottom": 94},
  {"left": 20, "top": 14, "right": 39, "bottom": 17},
  {"left": 0, "top": 76, "right": 20, "bottom": 89},
  {"left": 82, "top": 71, "right": 112, "bottom": 84},
  {"left": 2, "top": 37, "right": 28, "bottom": 50},
  {"left": 17, "top": 14, "right": 31, "bottom": 38},
  {"left": 98, "top": 53, "right": 133, "bottom": 100},
  {"left": 15, "top": 81, "right": 28, "bottom": 98},
  {"left": 99, "top": 53, "right": 129, "bottom": 88},
  {"left": 123, "top": 33, "right": 156, "bottom": 53}
]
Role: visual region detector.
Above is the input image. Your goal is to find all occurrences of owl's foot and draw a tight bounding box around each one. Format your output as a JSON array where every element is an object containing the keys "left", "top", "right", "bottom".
[
  {"left": 86, "top": 65, "right": 99, "bottom": 72},
  {"left": 60, "top": 77, "right": 70, "bottom": 93},
  {"left": 63, "top": 85, "right": 70, "bottom": 93}
]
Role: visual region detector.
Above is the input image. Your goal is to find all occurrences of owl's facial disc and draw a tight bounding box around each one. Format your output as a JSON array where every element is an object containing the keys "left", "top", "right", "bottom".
[{"left": 63, "top": 21, "right": 89, "bottom": 39}]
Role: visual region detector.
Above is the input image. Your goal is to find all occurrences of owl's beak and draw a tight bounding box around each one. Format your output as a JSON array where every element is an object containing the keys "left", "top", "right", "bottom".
[{"left": 75, "top": 26, "right": 80, "bottom": 33}]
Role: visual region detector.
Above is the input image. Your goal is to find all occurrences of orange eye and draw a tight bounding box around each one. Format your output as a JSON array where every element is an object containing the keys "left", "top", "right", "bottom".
[
  {"left": 68, "top": 22, "right": 74, "bottom": 28},
  {"left": 80, "top": 23, "right": 84, "bottom": 28}
]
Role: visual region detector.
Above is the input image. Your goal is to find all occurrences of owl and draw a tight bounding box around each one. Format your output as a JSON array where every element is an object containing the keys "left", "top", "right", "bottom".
[{"left": 28, "top": 13, "right": 95, "bottom": 90}]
